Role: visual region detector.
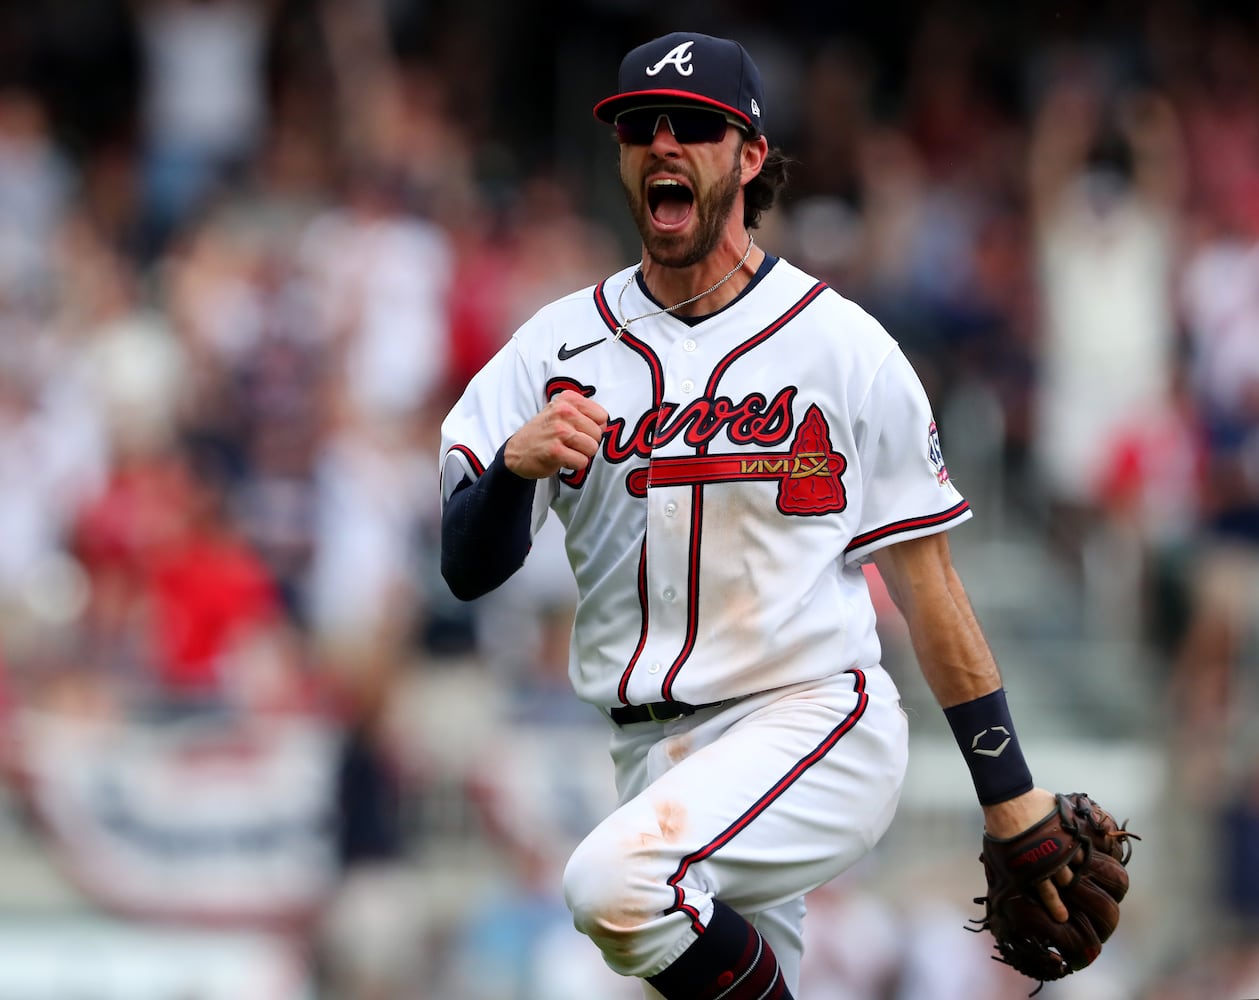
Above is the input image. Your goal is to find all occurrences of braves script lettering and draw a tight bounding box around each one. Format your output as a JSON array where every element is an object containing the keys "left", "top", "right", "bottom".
[
  {"left": 602, "top": 387, "right": 796, "bottom": 463},
  {"left": 542, "top": 381, "right": 847, "bottom": 515}
]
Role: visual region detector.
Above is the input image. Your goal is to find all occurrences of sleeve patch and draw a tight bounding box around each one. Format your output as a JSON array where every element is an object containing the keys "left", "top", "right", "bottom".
[{"left": 928, "top": 421, "right": 950, "bottom": 486}]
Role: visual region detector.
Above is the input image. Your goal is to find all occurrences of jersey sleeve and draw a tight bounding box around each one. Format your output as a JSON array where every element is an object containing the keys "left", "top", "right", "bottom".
[
  {"left": 440, "top": 335, "right": 557, "bottom": 538},
  {"left": 844, "top": 346, "right": 971, "bottom": 564}
]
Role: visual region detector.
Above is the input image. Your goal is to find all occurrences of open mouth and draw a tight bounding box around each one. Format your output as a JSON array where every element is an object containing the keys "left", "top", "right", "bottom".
[{"left": 647, "top": 177, "right": 695, "bottom": 230}]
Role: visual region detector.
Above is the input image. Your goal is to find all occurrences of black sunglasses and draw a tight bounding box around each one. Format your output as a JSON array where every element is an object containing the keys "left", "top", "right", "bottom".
[{"left": 614, "top": 106, "right": 748, "bottom": 145}]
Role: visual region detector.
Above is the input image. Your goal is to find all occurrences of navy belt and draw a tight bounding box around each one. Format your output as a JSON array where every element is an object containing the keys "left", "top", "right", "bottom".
[{"left": 609, "top": 699, "right": 725, "bottom": 726}]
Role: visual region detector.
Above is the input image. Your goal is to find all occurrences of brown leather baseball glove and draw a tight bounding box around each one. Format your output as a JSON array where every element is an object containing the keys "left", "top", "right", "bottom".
[{"left": 970, "top": 792, "right": 1138, "bottom": 994}]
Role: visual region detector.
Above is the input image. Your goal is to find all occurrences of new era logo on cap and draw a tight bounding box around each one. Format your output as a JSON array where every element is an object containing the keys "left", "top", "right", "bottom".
[{"left": 593, "top": 32, "right": 766, "bottom": 135}]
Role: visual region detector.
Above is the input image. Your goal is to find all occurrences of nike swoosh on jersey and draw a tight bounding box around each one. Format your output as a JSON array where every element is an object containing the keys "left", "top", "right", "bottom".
[{"left": 558, "top": 337, "right": 606, "bottom": 360}]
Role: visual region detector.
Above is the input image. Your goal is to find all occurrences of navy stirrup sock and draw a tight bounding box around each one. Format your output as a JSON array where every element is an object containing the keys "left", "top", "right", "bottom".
[{"left": 647, "top": 900, "right": 793, "bottom": 1000}]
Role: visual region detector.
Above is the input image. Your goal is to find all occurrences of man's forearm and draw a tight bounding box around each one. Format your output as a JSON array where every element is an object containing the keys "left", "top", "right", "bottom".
[{"left": 440, "top": 445, "right": 536, "bottom": 601}]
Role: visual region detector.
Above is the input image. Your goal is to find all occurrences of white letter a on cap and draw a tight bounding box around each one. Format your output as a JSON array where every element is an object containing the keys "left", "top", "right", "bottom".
[{"left": 646, "top": 41, "right": 695, "bottom": 77}]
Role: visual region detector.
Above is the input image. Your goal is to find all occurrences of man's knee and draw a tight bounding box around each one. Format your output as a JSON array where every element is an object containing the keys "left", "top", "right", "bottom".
[
  {"left": 563, "top": 827, "right": 647, "bottom": 936},
  {"left": 562, "top": 824, "right": 682, "bottom": 973}
]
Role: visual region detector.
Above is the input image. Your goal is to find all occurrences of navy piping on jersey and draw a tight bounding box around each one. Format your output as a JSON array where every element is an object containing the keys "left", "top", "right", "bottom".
[
  {"left": 593, "top": 272, "right": 832, "bottom": 706},
  {"left": 446, "top": 444, "right": 486, "bottom": 478},
  {"left": 844, "top": 499, "right": 971, "bottom": 556},
  {"left": 659, "top": 279, "right": 828, "bottom": 702},
  {"left": 602, "top": 323, "right": 666, "bottom": 707},
  {"left": 665, "top": 669, "right": 871, "bottom": 933}
]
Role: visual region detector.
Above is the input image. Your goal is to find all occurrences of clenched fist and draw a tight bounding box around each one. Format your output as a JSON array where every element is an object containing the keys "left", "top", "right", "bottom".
[{"left": 506, "top": 390, "right": 610, "bottom": 479}]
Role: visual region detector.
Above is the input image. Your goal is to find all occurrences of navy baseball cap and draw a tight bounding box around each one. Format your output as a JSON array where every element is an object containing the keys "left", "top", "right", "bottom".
[{"left": 594, "top": 32, "right": 766, "bottom": 136}]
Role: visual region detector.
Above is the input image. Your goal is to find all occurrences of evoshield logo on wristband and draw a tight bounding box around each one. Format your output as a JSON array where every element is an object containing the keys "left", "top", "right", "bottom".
[
  {"left": 944, "top": 689, "right": 1033, "bottom": 805},
  {"left": 972, "top": 726, "right": 1012, "bottom": 757}
]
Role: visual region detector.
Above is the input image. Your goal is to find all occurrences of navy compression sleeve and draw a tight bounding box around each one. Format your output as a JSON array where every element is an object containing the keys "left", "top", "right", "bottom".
[{"left": 440, "top": 445, "right": 536, "bottom": 601}]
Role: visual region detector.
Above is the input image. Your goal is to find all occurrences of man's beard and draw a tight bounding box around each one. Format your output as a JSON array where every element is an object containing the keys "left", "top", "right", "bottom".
[{"left": 623, "top": 153, "right": 743, "bottom": 269}]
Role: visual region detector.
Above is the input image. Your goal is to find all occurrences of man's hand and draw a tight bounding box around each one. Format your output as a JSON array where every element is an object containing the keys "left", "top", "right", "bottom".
[
  {"left": 974, "top": 791, "right": 1137, "bottom": 990},
  {"left": 982, "top": 786, "right": 1072, "bottom": 922},
  {"left": 505, "top": 390, "right": 609, "bottom": 479}
]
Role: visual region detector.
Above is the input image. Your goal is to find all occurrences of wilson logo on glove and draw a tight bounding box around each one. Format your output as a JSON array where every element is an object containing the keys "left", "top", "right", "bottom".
[{"left": 1013, "top": 837, "right": 1063, "bottom": 869}]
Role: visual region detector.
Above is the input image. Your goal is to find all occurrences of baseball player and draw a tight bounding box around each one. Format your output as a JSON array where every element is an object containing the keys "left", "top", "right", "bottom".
[{"left": 440, "top": 32, "right": 1077, "bottom": 1000}]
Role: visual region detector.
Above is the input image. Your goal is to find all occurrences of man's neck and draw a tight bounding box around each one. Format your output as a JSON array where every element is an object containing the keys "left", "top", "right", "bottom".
[{"left": 638, "top": 233, "right": 763, "bottom": 318}]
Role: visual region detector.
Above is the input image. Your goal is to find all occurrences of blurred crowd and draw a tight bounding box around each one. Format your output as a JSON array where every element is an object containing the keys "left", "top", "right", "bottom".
[{"left": 0, "top": 0, "right": 1258, "bottom": 998}]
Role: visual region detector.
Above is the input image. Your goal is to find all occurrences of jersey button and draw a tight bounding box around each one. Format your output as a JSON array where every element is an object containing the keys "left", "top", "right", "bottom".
[
  {"left": 683, "top": 339, "right": 697, "bottom": 352},
  {"left": 649, "top": 662, "right": 662, "bottom": 674},
  {"left": 663, "top": 587, "right": 676, "bottom": 601},
  {"left": 664, "top": 502, "right": 677, "bottom": 516},
  {"left": 681, "top": 379, "right": 695, "bottom": 394}
]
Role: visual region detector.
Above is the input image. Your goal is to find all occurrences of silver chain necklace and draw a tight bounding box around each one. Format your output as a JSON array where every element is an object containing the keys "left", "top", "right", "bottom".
[{"left": 614, "top": 236, "right": 755, "bottom": 340}]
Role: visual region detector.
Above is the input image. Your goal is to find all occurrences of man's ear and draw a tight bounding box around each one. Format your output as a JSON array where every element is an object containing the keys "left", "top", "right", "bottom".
[{"left": 741, "top": 134, "right": 769, "bottom": 184}]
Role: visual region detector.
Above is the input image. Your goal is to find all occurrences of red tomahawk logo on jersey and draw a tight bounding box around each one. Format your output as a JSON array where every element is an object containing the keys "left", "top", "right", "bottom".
[{"left": 625, "top": 405, "right": 847, "bottom": 515}]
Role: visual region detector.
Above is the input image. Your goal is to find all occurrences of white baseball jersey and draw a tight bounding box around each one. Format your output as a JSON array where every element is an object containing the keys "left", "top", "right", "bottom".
[{"left": 440, "top": 255, "right": 971, "bottom": 711}]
